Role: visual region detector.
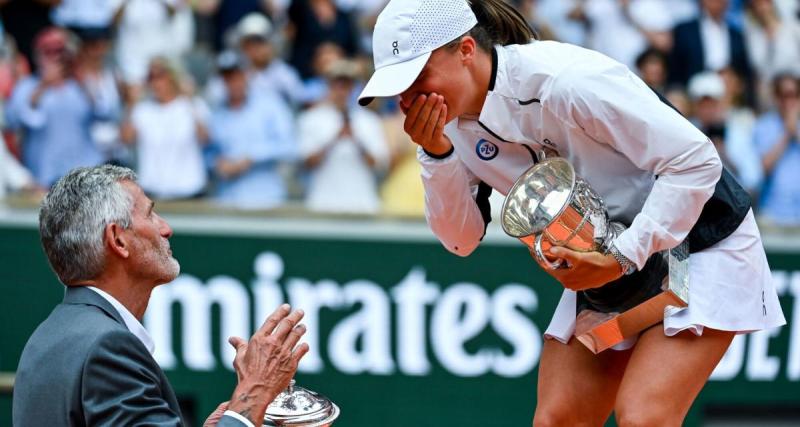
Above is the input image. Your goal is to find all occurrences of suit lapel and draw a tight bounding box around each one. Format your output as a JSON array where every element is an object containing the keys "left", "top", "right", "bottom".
[{"left": 62, "top": 286, "right": 125, "bottom": 326}]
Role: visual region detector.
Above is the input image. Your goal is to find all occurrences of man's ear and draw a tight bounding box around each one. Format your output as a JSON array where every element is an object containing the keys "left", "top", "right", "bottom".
[{"left": 105, "top": 223, "right": 130, "bottom": 259}]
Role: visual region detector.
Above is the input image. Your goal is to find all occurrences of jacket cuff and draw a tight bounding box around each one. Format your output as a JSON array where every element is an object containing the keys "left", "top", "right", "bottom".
[
  {"left": 222, "top": 410, "right": 256, "bottom": 427},
  {"left": 422, "top": 145, "right": 454, "bottom": 160}
]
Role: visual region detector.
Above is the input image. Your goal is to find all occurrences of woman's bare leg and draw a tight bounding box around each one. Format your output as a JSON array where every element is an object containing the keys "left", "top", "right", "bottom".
[
  {"left": 614, "top": 326, "right": 735, "bottom": 427},
  {"left": 533, "top": 337, "right": 632, "bottom": 427}
]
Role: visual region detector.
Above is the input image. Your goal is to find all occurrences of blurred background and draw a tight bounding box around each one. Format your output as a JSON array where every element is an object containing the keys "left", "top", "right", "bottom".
[{"left": 0, "top": 0, "right": 799, "bottom": 426}]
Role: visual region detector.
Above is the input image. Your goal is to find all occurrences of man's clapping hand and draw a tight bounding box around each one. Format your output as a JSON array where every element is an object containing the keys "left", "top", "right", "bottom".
[{"left": 223, "top": 304, "right": 309, "bottom": 426}]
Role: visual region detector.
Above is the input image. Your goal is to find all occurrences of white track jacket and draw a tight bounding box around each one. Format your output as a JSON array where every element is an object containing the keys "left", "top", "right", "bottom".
[{"left": 420, "top": 41, "right": 722, "bottom": 269}]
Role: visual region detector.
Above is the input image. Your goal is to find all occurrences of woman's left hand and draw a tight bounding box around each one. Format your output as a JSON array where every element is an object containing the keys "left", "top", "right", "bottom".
[{"left": 544, "top": 247, "right": 625, "bottom": 291}]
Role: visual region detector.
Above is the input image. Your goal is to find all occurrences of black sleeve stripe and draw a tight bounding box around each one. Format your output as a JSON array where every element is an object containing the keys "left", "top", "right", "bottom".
[
  {"left": 476, "top": 181, "right": 493, "bottom": 240},
  {"left": 423, "top": 145, "right": 455, "bottom": 159},
  {"left": 518, "top": 98, "right": 541, "bottom": 105},
  {"left": 477, "top": 120, "right": 511, "bottom": 143},
  {"left": 522, "top": 145, "right": 539, "bottom": 164}
]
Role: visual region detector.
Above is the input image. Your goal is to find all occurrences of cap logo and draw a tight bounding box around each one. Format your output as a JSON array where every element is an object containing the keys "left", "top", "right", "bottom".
[{"left": 392, "top": 41, "right": 399, "bottom": 55}]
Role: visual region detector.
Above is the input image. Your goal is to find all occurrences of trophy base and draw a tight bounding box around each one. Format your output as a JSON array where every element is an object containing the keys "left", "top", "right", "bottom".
[
  {"left": 574, "top": 289, "right": 688, "bottom": 354},
  {"left": 574, "top": 241, "right": 691, "bottom": 354}
]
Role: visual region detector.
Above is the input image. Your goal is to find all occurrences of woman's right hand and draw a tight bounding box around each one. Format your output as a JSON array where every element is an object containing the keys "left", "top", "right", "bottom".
[{"left": 402, "top": 92, "right": 452, "bottom": 156}]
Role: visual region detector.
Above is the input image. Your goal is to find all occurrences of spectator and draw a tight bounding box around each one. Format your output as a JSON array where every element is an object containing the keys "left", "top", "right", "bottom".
[
  {"left": 298, "top": 59, "right": 388, "bottom": 214},
  {"left": 208, "top": 51, "right": 297, "bottom": 209},
  {"left": 301, "top": 41, "right": 346, "bottom": 106},
  {"left": 205, "top": 0, "right": 273, "bottom": 51},
  {"left": 287, "top": 0, "right": 360, "bottom": 79},
  {"left": 5, "top": 28, "right": 105, "bottom": 187},
  {"left": 583, "top": 0, "right": 673, "bottom": 71},
  {"left": 114, "top": 0, "right": 194, "bottom": 88},
  {"left": 73, "top": 28, "right": 125, "bottom": 164},
  {"left": 743, "top": 0, "right": 800, "bottom": 110},
  {"left": 753, "top": 73, "right": 800, "bottom": 225},
  {"left": 206, "top": 13, "right": 307, "bottom": 108},
  {"left": 669, "top": 0, "right": 754, "bottom": 104},
  {"left": 688, "top": 71, "right": 763, "bottom": 194},
  {"left": 635, "top": 48, "right": 669, "bottom": 94},
  {"left": 121, "top": 58, "right": 210, "bottom": 200},
  {"left": 0, "top": 133, "right": 36, "bottom": 201}
]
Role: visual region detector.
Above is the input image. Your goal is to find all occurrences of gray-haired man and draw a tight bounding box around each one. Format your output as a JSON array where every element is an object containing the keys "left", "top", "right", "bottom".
[{"left": 13, "top": 165, "right": 308, "bottom": 427}]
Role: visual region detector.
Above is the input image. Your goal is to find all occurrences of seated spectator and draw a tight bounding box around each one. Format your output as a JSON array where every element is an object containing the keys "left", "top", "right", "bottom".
[
  {"left": 5, "top": 27, "right": 105, "bottom": 187},
  {"left": 208, "top": 51, "right": 297, "bottom": 209},
  {"left": 206, "top": 13, "right": 307, "bottom": 108},
  {"left": 0, "top": 133, "right": 37, "bottom": 201},
  {"left": 121, "top": 58, "right": 209, "bottom": 200},
  {"left": 744, "top": 0, "right": 800, "bottom": 110},
  {"left": 688, "top": 71, "right": 763, "bottom": 194},
  {"left": 669, "top": 0, "right": 754, "bottom": 105},
  {"left": 298, "top": 59, "right": 388, "bottom": 214},
  {"left": 753, "top": 73, "right": 800, "bottom": 225}
]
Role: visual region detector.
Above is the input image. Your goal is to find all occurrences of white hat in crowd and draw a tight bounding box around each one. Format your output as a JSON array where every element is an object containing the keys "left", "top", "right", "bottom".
[
  {"left": 236, "top": 13, "right": 273, "bottom": 42},
  {"left": 357, "top": 0, "right": 477, "bottom": 106},
  {"left": 688, "top": 71, "right": 726, "bottom": 101}
]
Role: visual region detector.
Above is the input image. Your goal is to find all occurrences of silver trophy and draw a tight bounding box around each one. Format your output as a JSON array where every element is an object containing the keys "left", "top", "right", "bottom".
[
  {"left": 500, "top": 157, "right": 690, "bottom": 353},
  {"left": 263, "top": 379, "right": 340, "bottom": 426}
]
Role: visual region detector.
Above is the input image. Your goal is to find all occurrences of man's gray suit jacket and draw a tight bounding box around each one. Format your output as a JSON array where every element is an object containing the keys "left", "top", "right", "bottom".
[{"left": 13, "top": 285, "right": 246, "bottom": 427}]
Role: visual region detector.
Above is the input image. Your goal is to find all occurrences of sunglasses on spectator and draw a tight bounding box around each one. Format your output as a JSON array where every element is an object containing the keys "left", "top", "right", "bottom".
[{"left": 777, "top": 91, "right": 799, "bottom": 99}]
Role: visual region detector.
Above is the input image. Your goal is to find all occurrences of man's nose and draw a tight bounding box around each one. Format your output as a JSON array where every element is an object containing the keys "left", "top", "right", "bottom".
[{"left": 159, "top": 217, "right": 173, "bottom": 238}]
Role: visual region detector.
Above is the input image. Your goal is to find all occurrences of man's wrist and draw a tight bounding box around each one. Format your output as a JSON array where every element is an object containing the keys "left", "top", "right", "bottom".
[{"left": 227, "top": 382, "right": 269, "bottom": 426}]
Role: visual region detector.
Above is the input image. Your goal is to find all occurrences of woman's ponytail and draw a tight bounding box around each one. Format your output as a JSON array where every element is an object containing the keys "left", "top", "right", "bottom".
[{"left": 467, "top": 0, "right": 537, "bottom": 50}]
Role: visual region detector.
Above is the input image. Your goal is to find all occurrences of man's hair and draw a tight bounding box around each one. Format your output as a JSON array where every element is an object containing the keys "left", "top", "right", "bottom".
[{"left": 39, "top": 165, "right": 137, "bottom": 285}]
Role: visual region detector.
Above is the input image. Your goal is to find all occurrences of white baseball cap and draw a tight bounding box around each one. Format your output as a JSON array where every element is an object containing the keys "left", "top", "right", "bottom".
[
  {"left": 236, "top": 13, "right": 273, "bottom": 41},
  {"left": 357, "top": 0, "right": 478, "bottom": 106},
  {"left": 688, "top": 71, "right": 725, "bottom": 101}
]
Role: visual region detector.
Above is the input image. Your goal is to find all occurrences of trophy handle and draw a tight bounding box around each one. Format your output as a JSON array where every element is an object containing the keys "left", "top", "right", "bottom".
[{"left": 534, "top": 234, "right": 564, "bottom": 270}]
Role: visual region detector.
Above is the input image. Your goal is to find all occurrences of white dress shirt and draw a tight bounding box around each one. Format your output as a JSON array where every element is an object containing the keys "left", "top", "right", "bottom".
[
  {"left": 86, "top": 286, "right": 155, "bottom": 355},
  {"left": 700, "top": 14, "right": 731, "bottom": 71}
]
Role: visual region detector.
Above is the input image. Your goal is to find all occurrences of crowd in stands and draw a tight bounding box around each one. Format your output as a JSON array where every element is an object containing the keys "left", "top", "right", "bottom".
[{"left": 0, "top": 0, "right": 798, "bottom": 226}]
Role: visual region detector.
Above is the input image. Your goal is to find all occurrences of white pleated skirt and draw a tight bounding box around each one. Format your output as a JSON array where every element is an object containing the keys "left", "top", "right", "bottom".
[{"left": 544, "top": 210, "right": 787, "bottom": 350}]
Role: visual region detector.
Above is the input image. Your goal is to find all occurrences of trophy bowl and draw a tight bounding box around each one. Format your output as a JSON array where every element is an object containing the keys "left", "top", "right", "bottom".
[
  {"left": 501, "top": 157, "right": 617, "bottom": 269},
  {"left": 263, "top": 380, "right": 340, "bottom": 427}
]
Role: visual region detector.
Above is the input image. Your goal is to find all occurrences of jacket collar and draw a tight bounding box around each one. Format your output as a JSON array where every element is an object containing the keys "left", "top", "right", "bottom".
[{"left": 63, "top": 285, "right": 124, "bottom": 325}]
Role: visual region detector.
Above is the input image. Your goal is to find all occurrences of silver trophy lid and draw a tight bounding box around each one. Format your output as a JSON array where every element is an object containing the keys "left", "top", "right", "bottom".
[
  {"left": 263, "top": 380, "right": 340, "bottom": 427},
  {"left": 500, "top": 158, "right": 576, "bottom": 237}
]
